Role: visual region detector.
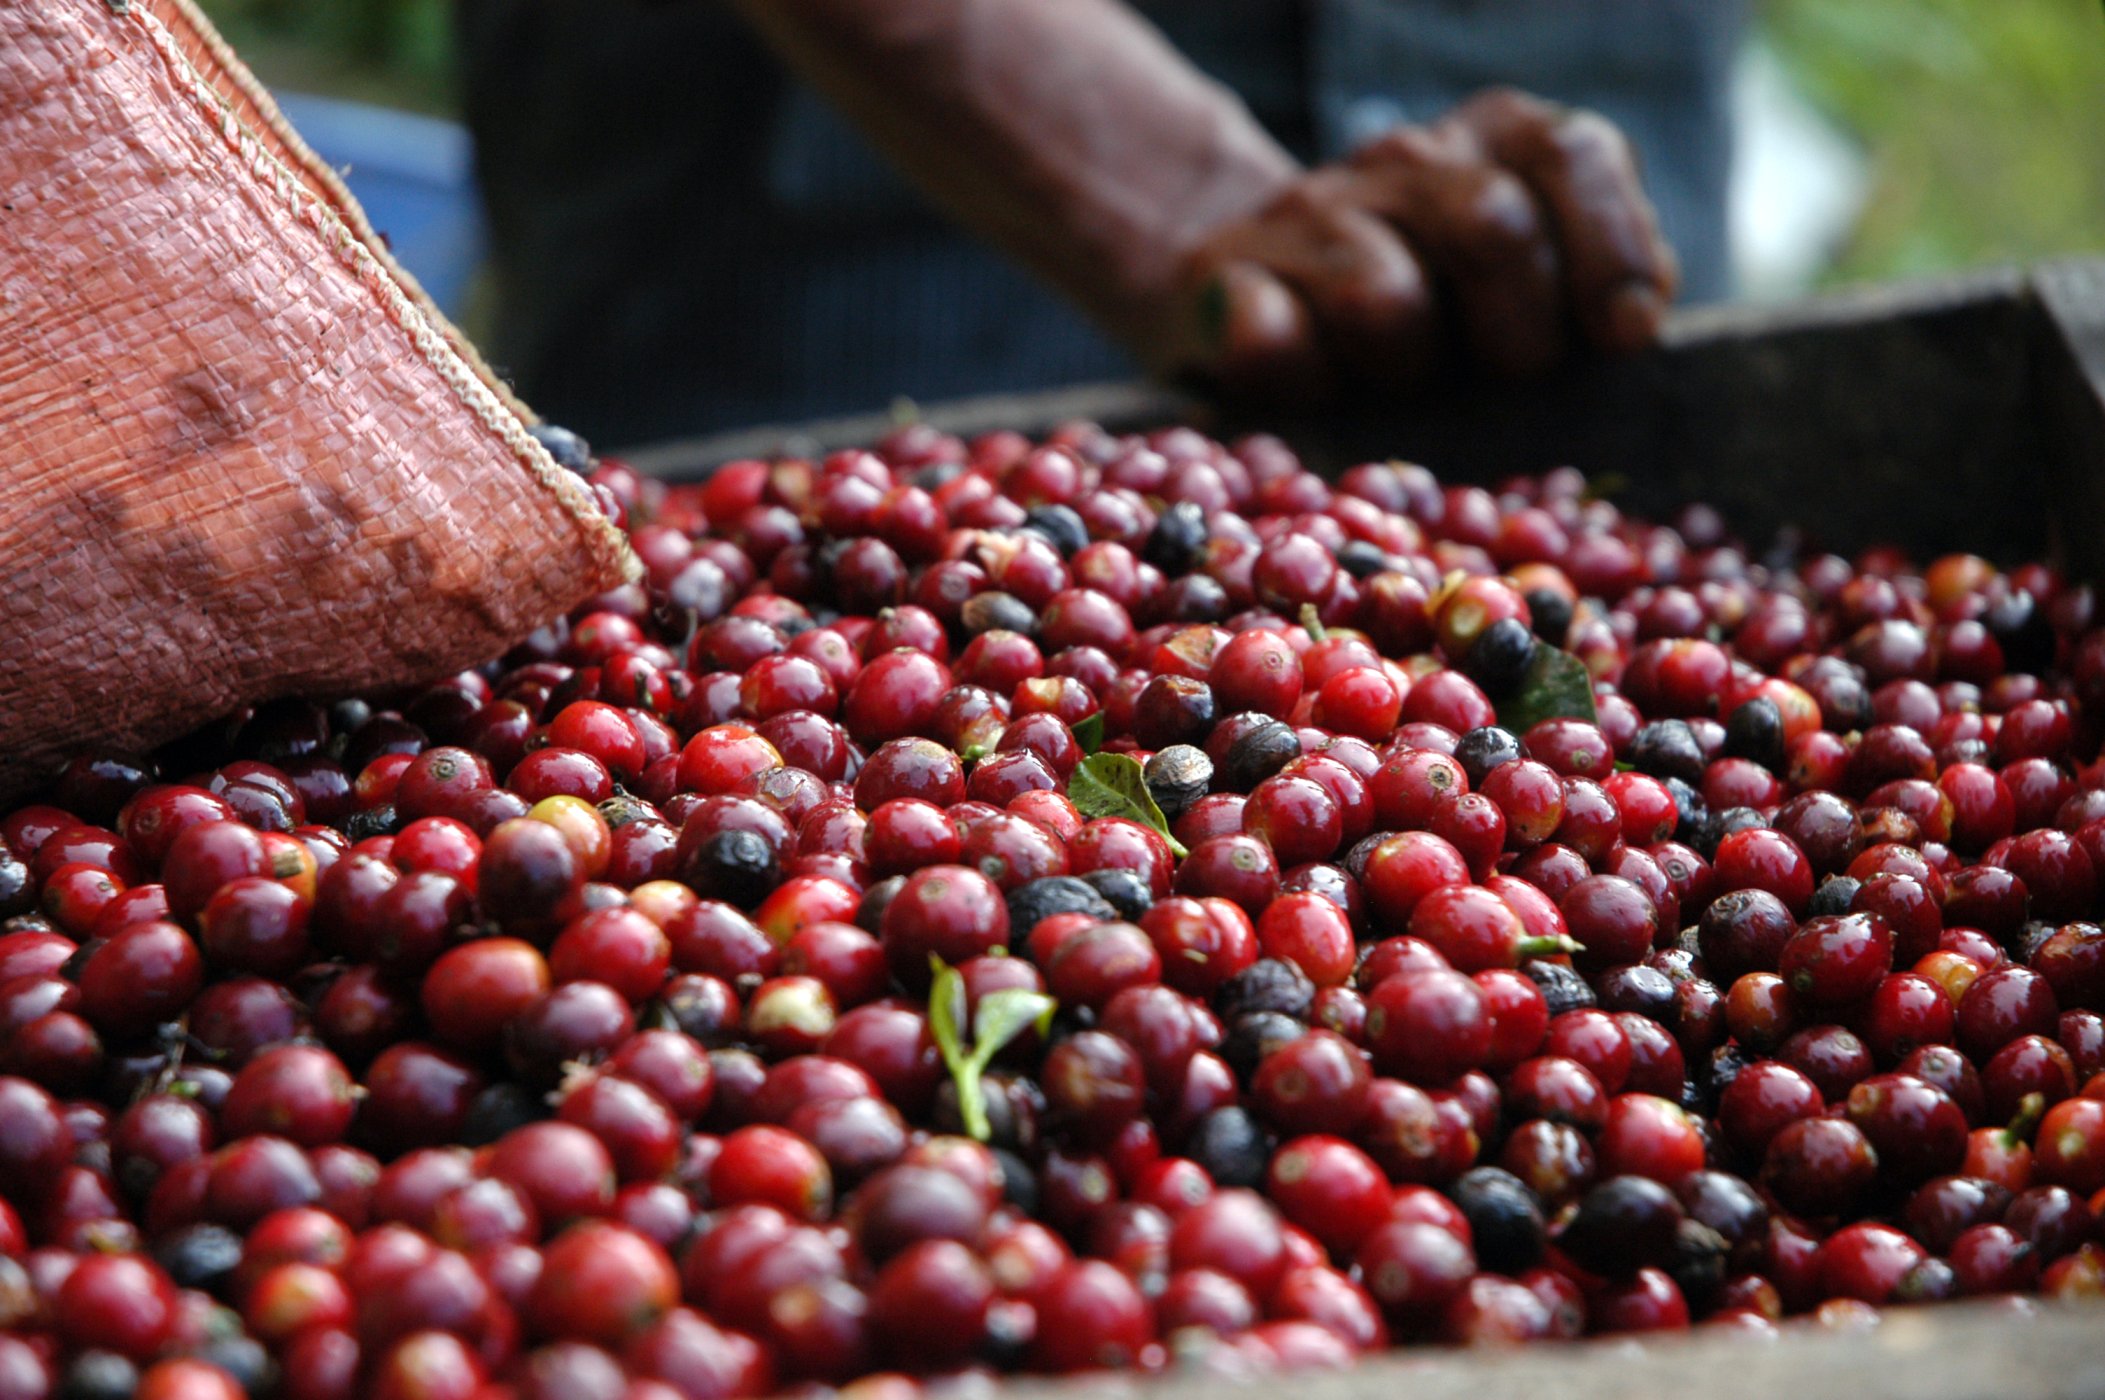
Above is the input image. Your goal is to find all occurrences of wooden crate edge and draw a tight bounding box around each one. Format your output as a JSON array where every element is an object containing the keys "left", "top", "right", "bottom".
[
  {"left": 1004, "top": 1299, "right": 2105, "bottom": 1400},
  {"left": 2032, "top": 259, "right": 2105, "bottom": 579},
  {"left": 616, "top": 263, "right": 2064, "bottom": 482}
]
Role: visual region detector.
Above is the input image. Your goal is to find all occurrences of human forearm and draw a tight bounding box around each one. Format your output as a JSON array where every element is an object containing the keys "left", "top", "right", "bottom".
[{"left": 723, "top": 0, "right": 1298, "bottom": 351}]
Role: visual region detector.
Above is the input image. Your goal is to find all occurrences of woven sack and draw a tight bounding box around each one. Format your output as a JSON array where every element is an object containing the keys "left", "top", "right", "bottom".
[{"left": 0, "top": 0, "right": 636, "bottom": 799}]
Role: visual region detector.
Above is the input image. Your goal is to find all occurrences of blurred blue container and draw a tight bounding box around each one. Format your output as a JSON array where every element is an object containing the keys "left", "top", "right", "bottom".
[{"left": 273, "top": 93, "right": 485, "bottom": 319}]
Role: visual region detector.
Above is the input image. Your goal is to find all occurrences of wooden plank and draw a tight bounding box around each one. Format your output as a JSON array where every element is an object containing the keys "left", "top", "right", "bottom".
[
  {"left": 2032, "top": 258, "right": 2105, "bottom": 580},
  {"left": 1237, "top": 264, "right": 2049, "bottom": 562},
  {"left": 1005, "top": 1301, "right": 2105, "bottom": 1400}
]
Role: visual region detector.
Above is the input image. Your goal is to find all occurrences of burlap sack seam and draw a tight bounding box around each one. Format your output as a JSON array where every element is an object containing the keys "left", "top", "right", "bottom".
[
  {"left": 123, "top": 0, "right": 638, "bottom": 585},
  {"left": 150, "top": 0, "right": 541, "bottom": 429}
]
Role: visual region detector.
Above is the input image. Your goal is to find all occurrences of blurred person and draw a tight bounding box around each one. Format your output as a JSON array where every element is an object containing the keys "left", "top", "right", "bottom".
[{"left": 457, "top": 0, "right": 1743, "bottom": 445}]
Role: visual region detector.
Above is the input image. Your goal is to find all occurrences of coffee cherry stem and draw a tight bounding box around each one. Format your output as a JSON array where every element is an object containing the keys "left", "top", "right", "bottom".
[
  {"left": 2002, "top": 1091, "right": 2049, "bottom": 1148},
  {"left": 1519, "top": 934, "right": 1584, "bottom": 962}
]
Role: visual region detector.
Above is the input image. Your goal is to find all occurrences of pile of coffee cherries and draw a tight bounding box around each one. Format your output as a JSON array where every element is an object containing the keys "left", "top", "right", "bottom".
[{"left": 1, "top": 420, "right": 2103, "bottom": 1400}]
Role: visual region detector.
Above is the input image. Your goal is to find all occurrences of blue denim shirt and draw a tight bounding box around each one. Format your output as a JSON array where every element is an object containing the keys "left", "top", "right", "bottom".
[{"left": 459, "top": 0, "right": 1744, "bottom": 445}]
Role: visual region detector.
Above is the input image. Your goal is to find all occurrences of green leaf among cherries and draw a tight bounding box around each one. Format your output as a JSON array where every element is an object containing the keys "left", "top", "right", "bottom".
[
  {"left": 973, "top": 989, "right": 1059, "bottom": 1060},
  {"left": 1067, "top": 752, "right": 1188, "bottom": 857},
  {"left": 927, "top": 956, "right": 1058, "bottom": 1142},
  {"left": 1495, "top": 644, "right": 1599, "bottom": 735},
  {"left": 928, "top": 958, "right": 967, "bottom": 1073},
  {"left": 1072, "top": 710, "right": 1105, "bottom": 755}
]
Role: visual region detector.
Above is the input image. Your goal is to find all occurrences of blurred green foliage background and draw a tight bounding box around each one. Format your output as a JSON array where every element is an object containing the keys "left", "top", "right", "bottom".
[
  {"left": 1764, "top": 0, "right": 2105, "bottom": 282},
  {"left": 197, "top": 0, "right": 2105, "bottom": 290},
  {"left": 197, "top": 0, "right": 456, "bottom": 113}
]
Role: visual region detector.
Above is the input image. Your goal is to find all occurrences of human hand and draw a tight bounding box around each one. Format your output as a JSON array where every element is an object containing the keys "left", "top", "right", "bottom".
[{"left": 1149, "top": 88, "right": 1680, "bottom": 402}]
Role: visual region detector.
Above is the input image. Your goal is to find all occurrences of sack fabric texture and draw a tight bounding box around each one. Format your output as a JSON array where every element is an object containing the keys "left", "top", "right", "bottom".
[{"left": 0, "top": 0, "right": 637, "bottom": 799}]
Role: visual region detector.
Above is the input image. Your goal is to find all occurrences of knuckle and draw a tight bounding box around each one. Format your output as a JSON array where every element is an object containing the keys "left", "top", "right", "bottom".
[
  {"left": 1470, "top": 85, "right": 1541, "bottom": 123},
  {"left": 1270, "top": 182, "right": 1329, "bottom": 221},
  {"left": 1338, "top": 240, "right": 1432, "bottom": 328},
  {"left": 1302, "top": 166, "right": 1359, "bottom": 204},
  {"left": 1378, "top": 265, "right": 1435, "bottom": 327},
  {"left": 1209, "top": 267, "right": 1315, "bottom": 367},
  {"left": 1455, "top": 171, "right": 1544, "bottom": 260},
  {"left": 1504, "top": 117, "right": 1567, "bottom": 175},
  {"left": 1354, "top": 126, "right": 1443, "bottom": 167},
  {"left": 1550, "top": 109, "right": 1636, "bottom": 173},
  {"left": 1316, "top": 201, "right": 1380, "bottom": 244}
]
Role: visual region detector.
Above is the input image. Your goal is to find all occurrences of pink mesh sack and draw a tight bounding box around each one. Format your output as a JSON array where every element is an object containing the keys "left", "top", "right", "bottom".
[{"left": 0, "top": 0, "right": 635, "bottom": 797}]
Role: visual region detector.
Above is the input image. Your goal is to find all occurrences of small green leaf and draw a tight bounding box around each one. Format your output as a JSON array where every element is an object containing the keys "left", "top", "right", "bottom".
[
  {"left": 926, "top": 956, "right": 990, "bottom": 1141},
  {"left": 1069, "top": 752, "right": 1188, "bottom": 858},
  {"left": 1072, "top": 710, "right": 1105, "bottom": 756},
  {"left": 928, "top": 956, "right": 967, "bottom": 1073},
  {"left": 969, "top": 988, "right": 1058, "bottom": 1073},
  {"left": 1496, "top": 645, "right": 1599, "bottom": 734}
]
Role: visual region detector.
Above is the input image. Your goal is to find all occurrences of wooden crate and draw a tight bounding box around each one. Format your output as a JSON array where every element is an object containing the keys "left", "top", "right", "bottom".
[
  {"left": 624, "top": 257, "right": 2105, "bottom": 575},
  {"left": 623, "top": 263, "right": 2105, "bottom": 1394}
]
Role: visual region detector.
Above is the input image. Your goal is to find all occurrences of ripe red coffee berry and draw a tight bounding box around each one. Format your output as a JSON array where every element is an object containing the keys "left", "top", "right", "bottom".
[
  {"left": 1712, "top": 828, "right": 1816, "bottom": 915},
  {"left": 1266, "top": 1134, "right": 1391, "bottom": 1254},
  {"left": 1244, "top": 776, "right": 1343, "bottom": 867},
  {"left": 55, "top": 1254, "right": 177, "bottom": 1360},
  {"left": 75, "top": 920, "right": 203, "bottom": 1037},
  {"left": 880, "top": 865, "right": 1010, "bottom": 989},
  {"left": 1365, "top": 969, "right": 1490, "bottom": 1085},
  {"left": 529, "top": 1221, "right": 680, "bottom": 1346},
  {"left": 1029, "top": 1259, "right": 1155, "bottom": 1372},
  {"left": 1212, "top": 629, "right": 1305, "bottom": 719},
  {"left": 1356, "top": 1219, "right": 1475, "bottom": 1323},
  {"left": 1595, "top": 1093, "right": 1706, "bottom": 1185},
  {"left": 1780, "top": 912, "right": 1895, "bottom": 1006},
  {"left": 1371, "top": 749, "right": 1470, "bottom": 832},
  {"left": 2035, "top": 1097, "right": 2105, "bottom": 1194},
  {"left": 710, "top": 1125, "right": 833, "bottom": 1221},
  {"left": 1409, "top": 884, "right": 1562, "bottom": 973},
  {"left": 487, "top": 1122, "right": 618, "bottom": 1225},
  {"left": 1142, "top": 896, "right": 1257, "bottom": 996},
  {"left": 1557, "top": 874, "right": 1660, "bottom": 972},
  {"left": 1257, "top": 891, "right": 1357, "bottom": 986},
  {"left": 1250, "top": 1028, "right": 1372, "bottom": 1136},
  {"left": 1360, "top": 831, "right": 1470, "bottom": 931}
]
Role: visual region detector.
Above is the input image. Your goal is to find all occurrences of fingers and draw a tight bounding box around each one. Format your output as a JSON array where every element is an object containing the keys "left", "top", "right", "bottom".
[
  {"left": 1164, "top": 184, "right": 1439, "bottom": 400},
  {"left": 1152, "top": 89, "right": 1672, "bottom": 407},
  {"left": 1444, "top": 87, "right": 1678, "bottom": 352},
  {"left": 1347, "top": 127, "right": 1566, "bottom": 377},
  {"left": 1207, "top": 183, "right": 1441, "bottom": 393},
  {"left": 1159, "top": 257, "right": 1332, "bottom": 406}
]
